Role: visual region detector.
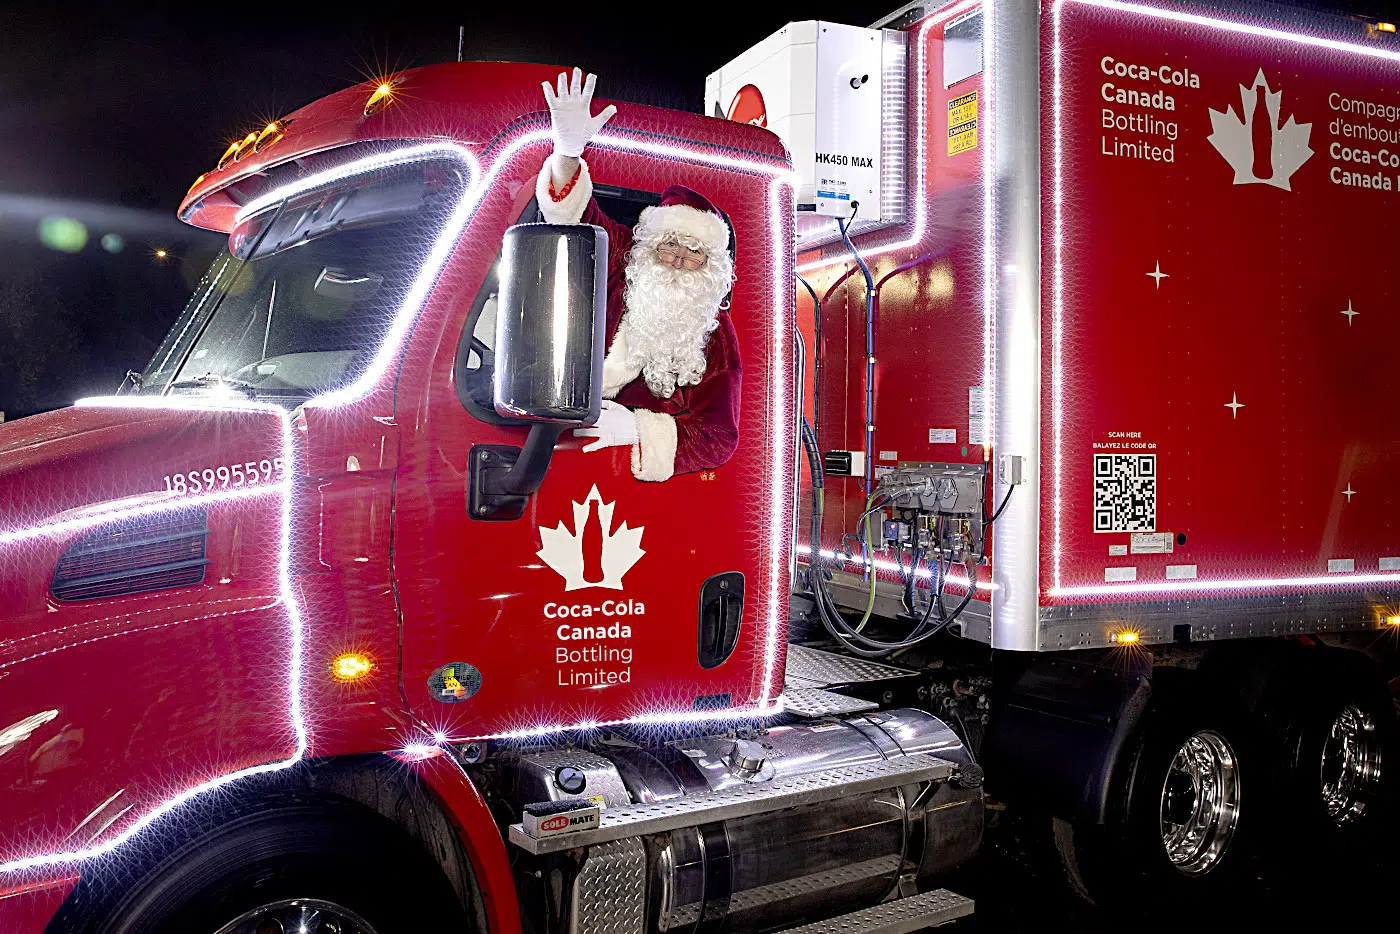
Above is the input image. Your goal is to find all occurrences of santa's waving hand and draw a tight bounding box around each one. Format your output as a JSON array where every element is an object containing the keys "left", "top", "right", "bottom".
[{"left": 540, "top": 69, "right": 743, "bottom": 483}]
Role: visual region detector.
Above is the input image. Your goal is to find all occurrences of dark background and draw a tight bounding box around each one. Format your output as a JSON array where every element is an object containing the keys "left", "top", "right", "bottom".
[{"left": 0, "top": 1, "right": 1388, "bottom": 420}]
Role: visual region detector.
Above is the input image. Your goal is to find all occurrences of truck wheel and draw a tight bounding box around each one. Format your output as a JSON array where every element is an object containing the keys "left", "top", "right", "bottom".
[
  {"left": 1260, "top": 661, "right": 1393, "bottom": 865},
  {"left": 54, "top": 800, "right": 468, "bottom": 934},
  {"left": 1053, "top": 685, "right": 1255, "bottom": 908}
]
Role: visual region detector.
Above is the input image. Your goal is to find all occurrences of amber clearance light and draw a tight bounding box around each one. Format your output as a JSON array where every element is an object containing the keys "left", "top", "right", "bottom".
[
  {"left": 364, "top": 80, "right": 396, "bottom": 116},
  {"left": 253, "top": 121, "right": 285, "bottom": 153},
  {"left": 331, "top": 652, "right": 374, "bottom": 682}
]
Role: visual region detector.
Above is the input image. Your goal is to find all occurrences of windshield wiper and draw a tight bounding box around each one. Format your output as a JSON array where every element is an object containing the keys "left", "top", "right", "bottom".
[{"left": 168, "top": 375, "right": 263, "bottom": 397}]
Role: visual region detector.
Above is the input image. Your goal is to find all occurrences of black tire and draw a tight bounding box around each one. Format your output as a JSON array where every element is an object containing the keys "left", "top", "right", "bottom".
[
  {"left": 1255, "top": 650, "right": 1395, "bottom": 871},
  {"left": 52, "top": 798, "right": 468, "bottom": 934},
  {"left": 1054, "top": 671, "right": 1257, "bottom": 910}
]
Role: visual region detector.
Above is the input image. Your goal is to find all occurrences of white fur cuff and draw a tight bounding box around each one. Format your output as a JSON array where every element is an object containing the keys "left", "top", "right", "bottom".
[
  {"left": 630, "top": 409, "right": 678, "bottom": 482},
  {"left": 536, "top": 156, "right": 593, "bottom": 225}
]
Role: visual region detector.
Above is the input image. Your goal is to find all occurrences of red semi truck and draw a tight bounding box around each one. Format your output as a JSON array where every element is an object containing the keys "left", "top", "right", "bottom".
[{"left": 2, "top": 1, "right": 1399, "bottom": 931}]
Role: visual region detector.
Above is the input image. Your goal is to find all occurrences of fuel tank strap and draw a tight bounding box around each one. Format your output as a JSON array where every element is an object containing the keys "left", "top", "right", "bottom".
[{"left": 508, "top": 754, "right": 953, "bottom": 855}]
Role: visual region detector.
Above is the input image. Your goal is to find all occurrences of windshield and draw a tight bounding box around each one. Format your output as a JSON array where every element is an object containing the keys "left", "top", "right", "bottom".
[{"left": 137, "top": 156, "right": 468, "bottom": 403}]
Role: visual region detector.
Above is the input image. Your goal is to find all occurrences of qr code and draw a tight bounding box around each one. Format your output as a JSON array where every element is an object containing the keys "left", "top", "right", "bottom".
[{"left": 1094, "top": 454, "right": 1156, "bottom": 532}]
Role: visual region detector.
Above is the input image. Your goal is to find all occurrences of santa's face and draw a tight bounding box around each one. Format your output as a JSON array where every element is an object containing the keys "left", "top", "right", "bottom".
[{"left": 620, "top": 228, "right": 733, "bottom": 399}]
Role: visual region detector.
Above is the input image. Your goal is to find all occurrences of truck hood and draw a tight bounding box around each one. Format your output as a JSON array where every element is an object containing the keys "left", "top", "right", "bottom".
[{"left": 0, "top": 403, "right": 286, "bottom": 533}]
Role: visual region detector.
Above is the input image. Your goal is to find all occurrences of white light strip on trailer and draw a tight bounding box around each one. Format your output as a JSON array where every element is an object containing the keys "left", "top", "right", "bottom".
[
  {"left": 796, "top": 544, "right": 995, "bottom": 591},
  {"left": 1051, "top": 571, "right": 1400, "bottom": 598},
  {"left": 1050, "top": 0, "right": 1400, "bottom": 596},
  {"left": 1, "top": 123, "right": 797, "bottom": 877}
]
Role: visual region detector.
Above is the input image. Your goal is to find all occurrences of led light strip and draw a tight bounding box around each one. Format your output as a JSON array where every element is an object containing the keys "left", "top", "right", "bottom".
[
  {"left": 2, "top": 118, "right": 799, "bottom": 877},
  {"left": 1049, "top": 0, "right": 1400, "bottom": 597},
  {"left": 796, "top": 544, "right": 994, "bottom": 591},
  {"left": 794, "top": 0, "right": 981, "bottom": 275},
  {"left": 0, "top": 397, "right": 299, "bottom": 877}
]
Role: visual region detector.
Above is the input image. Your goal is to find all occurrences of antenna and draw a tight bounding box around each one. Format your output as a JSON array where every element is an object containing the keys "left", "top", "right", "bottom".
[{"left": 457, "top": 25, "right": 465, "bottom": 62}]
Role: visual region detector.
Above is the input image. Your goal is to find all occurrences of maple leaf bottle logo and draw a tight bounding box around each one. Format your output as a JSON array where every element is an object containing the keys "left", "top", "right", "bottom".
[
  {"left": 537, "top": 486, "right": 645, "bottom": 591},
  {"left": 1207, "top": 69, "right": 1313, "bottom": 190}
]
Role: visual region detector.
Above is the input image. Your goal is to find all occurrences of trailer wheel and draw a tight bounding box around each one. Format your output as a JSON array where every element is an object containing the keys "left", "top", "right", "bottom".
[
  {"left": 1257, "top": 656, "right": 1394, "bottom": 866},
  {"left": 52, "top": 799, "right": 468, "bottom": 934},
  {"left": 1053, "top": 680, "right": 1256, "bottom": 907}
]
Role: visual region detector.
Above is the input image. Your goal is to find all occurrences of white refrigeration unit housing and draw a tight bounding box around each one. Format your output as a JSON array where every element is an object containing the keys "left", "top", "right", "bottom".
[{"left": 705, "top": 20, "right": 907, "bottom": 235}]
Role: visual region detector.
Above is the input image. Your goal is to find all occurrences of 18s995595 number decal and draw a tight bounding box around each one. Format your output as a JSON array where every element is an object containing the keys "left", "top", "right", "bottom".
[{"left": 163, "top": 458, "right": 284, "bottom": 495}]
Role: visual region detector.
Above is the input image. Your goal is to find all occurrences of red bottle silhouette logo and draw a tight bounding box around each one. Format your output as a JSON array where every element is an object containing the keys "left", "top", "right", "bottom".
[
  {"left": 1251, "top": 84, "right": 1273, "bottom": 181},
  {"left": 581, "top": 497, "right": 604, "bottom": 585}
]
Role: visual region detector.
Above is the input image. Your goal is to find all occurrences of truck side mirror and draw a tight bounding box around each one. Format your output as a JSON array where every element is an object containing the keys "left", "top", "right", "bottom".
[
  {"left": 494, "top": 223, "right": 608, "bottom": 422},
  {"left": 469, "top": 223, "right": 608, "bottom": 521}
]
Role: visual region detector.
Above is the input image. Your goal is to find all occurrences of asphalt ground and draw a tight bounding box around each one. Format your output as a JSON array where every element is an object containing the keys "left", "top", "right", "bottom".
[{"left": 940, "top": 810, "right": 1397, "bottom": 932}]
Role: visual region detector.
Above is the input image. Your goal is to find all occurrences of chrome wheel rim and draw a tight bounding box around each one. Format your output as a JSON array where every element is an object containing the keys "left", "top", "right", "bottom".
[
  {"left": 1319, "top": 704, "right": 1383, "bottom": 824},
  {"left": 1158, "top": 729, "right": 1242, "bottom": 875},
  {"left": 212, "top": 898, "right": 377, "bottom": 934}
]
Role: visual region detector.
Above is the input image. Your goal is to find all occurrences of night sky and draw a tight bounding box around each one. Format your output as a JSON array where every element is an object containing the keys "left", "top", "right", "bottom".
[{"left": 0, "top": 0, "right": 1388, "bottom": 420}]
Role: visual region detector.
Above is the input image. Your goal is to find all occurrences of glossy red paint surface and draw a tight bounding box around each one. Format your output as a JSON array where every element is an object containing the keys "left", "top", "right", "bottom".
[
  {"left": 1042, "top": 1, "right": 1400, "bottom": 598},
  {"left": 0, "top": 874, "right": 78, "bottom": 934}
]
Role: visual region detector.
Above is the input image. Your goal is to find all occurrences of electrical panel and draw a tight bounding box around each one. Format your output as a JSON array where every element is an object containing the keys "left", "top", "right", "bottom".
[{"left": 875, "top": 463, "right": 987, "bottom": 564}]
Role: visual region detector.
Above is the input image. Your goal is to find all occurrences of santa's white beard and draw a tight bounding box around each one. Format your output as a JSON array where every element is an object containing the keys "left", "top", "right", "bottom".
[{"left": 619, "top": 245, "right": 732, "bottom": 398}]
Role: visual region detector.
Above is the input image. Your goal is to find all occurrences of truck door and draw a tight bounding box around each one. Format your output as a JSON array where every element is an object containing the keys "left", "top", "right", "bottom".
[{"left": 390, "top": 135, "right": 793, "bottom": 740}]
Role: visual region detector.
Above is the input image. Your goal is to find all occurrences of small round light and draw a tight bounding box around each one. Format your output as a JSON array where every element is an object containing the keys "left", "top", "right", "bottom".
[
  {"left": 153, "top": 249, "right": 168, "bottom": 259},
  {"left": 331, "top": 652, "right": 374, "bottom": 682},
  {"left": 1386, "top": 615, "right": 1400, "bottom": 627},
  {"left": 1112, "top": 629, "right": 1141, "bottom": 645}
]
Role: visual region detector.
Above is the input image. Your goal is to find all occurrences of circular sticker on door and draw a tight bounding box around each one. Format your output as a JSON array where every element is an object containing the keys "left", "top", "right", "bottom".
[{"left": 427, "top": 662, "right": 482, "bottom": 704}]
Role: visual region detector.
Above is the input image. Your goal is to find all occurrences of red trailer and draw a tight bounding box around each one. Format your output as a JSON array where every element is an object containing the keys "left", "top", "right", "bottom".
[{"left": 1, "top": 2, "right": 1397, "bottom": 931}]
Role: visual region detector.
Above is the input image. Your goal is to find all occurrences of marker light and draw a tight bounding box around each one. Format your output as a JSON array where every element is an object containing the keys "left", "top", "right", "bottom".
[
  {"left": 1111, "top": 629, "right": 1140, "bottom": 645},
  {"left": 154, "top": 249, "right": 168, "bottom": 259},
  {"left": 364, "top": 81, "right": 396, "bottom": 116},
  {"left": 1387, "top": 615, "right": 1400, "bottom": 627},
  {"left": 330, "top": 652, "right": 373, "bottom": 682},
  {"left": 217, "top": 132, "right": 259, "bottom": 170},
  {"left": 253, "top": 121, "right": 284, "bottom": 153},
  {"left": 1376, "top": 22, "right": 1397, "bottom": 34}
]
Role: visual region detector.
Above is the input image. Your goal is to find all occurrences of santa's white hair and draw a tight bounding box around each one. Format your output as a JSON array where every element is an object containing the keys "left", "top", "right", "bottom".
[{"left": 620, "top": 224, "right": 734, "bottom": 398}]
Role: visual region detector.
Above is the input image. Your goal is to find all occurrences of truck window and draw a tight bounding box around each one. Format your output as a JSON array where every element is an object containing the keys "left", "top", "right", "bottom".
[
  {"left": 455, "top": 185, "right": 662, "bottom": 424},
  {"left": 139, "top": 157, "right": 470, "bottom": 403}
]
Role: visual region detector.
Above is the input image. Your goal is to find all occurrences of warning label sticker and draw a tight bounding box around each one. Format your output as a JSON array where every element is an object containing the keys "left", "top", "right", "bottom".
[{"left": 948, "top": 92, "right": 979, "bottom": 155}]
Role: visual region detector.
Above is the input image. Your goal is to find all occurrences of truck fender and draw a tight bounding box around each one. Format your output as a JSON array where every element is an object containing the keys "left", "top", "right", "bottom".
[
  {"left": 407, "top": 754, "right": 522, "bottom": 934},
  {"left": 982, "top": 653, "right": 1152, "bottom": 824}
]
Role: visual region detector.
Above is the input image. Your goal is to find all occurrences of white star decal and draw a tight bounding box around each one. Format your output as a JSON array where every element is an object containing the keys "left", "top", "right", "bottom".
[
  {"left": 1340, "top": 299, "right": 1359, "bottom": 325},
  {"left": 1224, "top": 392, "right": 1244, "bottom": 418},
  {"left": 1147, "top": 261, "right": 1169, "bottom": 289},
  {"left": 1343, "top": 484, "right": 1356, "bottom": 503}
]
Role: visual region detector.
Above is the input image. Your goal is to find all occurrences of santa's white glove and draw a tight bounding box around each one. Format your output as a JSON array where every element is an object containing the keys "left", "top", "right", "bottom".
[
  {"left": 542, "top": 67, "right": 617, "bottom": 158},
  {"left": 574, "top": 400, "right": 639, "bottom": 453}
]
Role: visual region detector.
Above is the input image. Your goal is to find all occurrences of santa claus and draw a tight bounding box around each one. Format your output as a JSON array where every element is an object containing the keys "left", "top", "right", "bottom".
[{"left": 536, "top": 68, "right": 741, "bottom": 482}]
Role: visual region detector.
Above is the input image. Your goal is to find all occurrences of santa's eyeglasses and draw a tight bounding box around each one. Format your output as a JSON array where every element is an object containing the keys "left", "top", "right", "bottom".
[{"left": 655, "top": 236, "right": 708, "bottom": 270}]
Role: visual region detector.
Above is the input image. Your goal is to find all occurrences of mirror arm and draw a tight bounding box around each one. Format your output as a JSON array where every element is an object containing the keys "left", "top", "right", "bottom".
[
  {"left": 497, "top": 423, "right": 567, "bottom": 495},
  {"left": 467, "top": 423, "right": 568, "bottom": 521}
]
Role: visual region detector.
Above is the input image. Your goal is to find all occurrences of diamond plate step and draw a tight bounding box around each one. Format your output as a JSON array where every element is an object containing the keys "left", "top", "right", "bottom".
[
  {"left": 778, "top": 889, "right": 974, "bottom": 934},
  {"left": 785, "top": 644, "right": 918, "bottom": 690},
  {"left": 509, "top": 753, "right": 953, "bottom": 855},
  {"left": 782, "top": 687, "right": 880, "bottom": 718}
]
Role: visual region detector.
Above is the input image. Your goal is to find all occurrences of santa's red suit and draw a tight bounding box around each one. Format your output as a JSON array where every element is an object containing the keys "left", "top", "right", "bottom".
[{"left": 536, "top": 158, "right": 741, "bottom": 482}]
